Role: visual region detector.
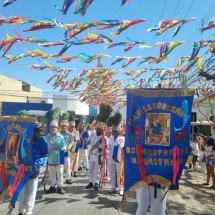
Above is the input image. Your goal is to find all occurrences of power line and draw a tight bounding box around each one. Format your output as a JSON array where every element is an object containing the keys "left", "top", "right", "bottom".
[
  {"left": 161, "top": 0, "right": 182, "bottom": 42},
  {"left": 171, "top": 0, "right": 182, "bottom": 19},
  {"left": 183, "top": 0, "right": 195, "bottom": 19},
  {"left": 170, "top": 1, "right": 215, "bottom": 88},
  {"left": 151, "top": 0, "right": 168, "bottom": 50}
]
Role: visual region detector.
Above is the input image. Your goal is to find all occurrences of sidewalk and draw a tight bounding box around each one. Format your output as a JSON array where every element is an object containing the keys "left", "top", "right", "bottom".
[
  {"left": 0, "top": 164, "right": 214, "bottom": 215},
  {"left": 166, "top": 164, "right": 215, "bottom": 215}
]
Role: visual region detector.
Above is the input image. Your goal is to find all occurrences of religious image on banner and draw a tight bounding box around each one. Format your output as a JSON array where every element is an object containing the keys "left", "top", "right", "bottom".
[
  {"left": 0, "top": 116, "right": 38, "bottom": 215},
  {"left": 122, "top": 88, "right": 196, "bottom": 207},
  {"left": 5, "top": 133, "right": 21, "bottom": 164},
  {"left": 145, "top": 113, "right": 170, "bottom": 146}
]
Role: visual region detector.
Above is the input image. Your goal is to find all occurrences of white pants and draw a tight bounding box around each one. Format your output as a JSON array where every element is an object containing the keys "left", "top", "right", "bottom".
[
  {"left": 135, "top": 185, "right": 167, "bottom": 215},
  {"left": 109, "top": 161, "right": 123, "bottom": 192},
  {"left": 65, "top": 156, "right": 71, "bottom": 180},
  {"left": 48, "top": 165, "right": 64, "bottom": 187},
  {"left": 78, "top": 148, "right": 88, "bottom": 168},
  {"left": 18, "top": 178, "right": 38, "bottom": 215},
  {"left": 106, "top": 158, "right": 110, "bottom": 178},
  {"left": 200, "top": 162, "right": 206, "bottom": 173},
  {"left": 88, "top": 155, "right": 101, "bottom": 184}
]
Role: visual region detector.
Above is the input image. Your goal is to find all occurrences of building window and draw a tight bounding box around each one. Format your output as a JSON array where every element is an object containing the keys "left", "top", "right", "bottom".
[
  {"left": 191, "top": 112, "right": 197, "bottom": 122},
  {"left": 22, "top": 82, "right": 30, "bottom": 92}
]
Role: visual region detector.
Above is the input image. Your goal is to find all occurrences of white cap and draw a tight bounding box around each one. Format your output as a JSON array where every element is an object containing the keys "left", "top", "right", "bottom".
[
  {"left": 61, "top": 120, "right": 68, "bottom": 126},
  {"left": 69, "top": 121, "right": 75, "bottom": 126},
  {"left": 50, "top": 120, "right": 58, "bottom": 128}
]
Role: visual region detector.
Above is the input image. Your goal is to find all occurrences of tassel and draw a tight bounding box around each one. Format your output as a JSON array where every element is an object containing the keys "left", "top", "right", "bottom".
[
  {"left": 172, "top": 146, "right": 180, "bottom": 185},
  {"left": 9, "top": 164, "right": 25, "bottom": 196},
  {"left": 101, "top": 131, "right": 107, "bottom": 188},
  {"left": 1, "top": 160, "right": 8, "bottom": 188},
  {"left": 9, "top": 171, "right": 33, "bottom": 213},
  {"left": 20, "top": 128, "right": 28, "bottom": 158},
  {"left": 7, "top": 203, "right": 13, "bottom": 215},
  {"left": 135, "top": 143, "right": 147, "bottom": 182},
  {"left": 0, "top": 186, "right": 10, "bottom": 200},
  {"left": 119, "top": 152, "right": 124, "bottom": 185}
]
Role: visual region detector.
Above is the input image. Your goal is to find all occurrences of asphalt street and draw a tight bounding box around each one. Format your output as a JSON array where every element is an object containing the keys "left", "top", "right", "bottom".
[
  {"left": 0, "top": 168, "right": 137, "bottom": 215},
  {"left": 0, "top": 163, "right": 214, "bottom": 215}
]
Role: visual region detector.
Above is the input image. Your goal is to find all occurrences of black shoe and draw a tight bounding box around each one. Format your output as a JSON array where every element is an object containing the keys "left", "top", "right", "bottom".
[
  {"left": 65, "top": 179, "right": 73, "bottom": 184},
  {"left": 78, "top": 167, "right": 82, "bottom": 171},
  {"left": 108, "top": 189, "right": 116, "bottom": 194},
  {"left": 46, "top": 186, "right": 56, "bottom": 194},
  {"left": 86, "top": 182, "right": 94, "bottom": 189},
  {"left": 18, "top": 213, "right": 24, "bottom": 215},
  {"left": 73, "top": 172, "right": 78, "bottom": 177},
  {"left": 57, "top": 187, "right": 66, "bottom": 194},
  {"left": 94, "top": 183, "right": 99, "bottom": 191}
]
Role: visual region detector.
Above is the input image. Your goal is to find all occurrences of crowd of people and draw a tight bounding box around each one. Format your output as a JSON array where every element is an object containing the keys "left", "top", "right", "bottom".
[
  {"left": 189, "top": 133, "right": 215, "bottom": 188},
  {"left": 18, "top": 118, "right": 125, "bottom": 215},
  {"left": 16, "top": 119, "right": 215, "bottom": 215}
]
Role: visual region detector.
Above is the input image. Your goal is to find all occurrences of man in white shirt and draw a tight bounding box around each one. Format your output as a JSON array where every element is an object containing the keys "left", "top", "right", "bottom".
[
  {"left": 108, "top": 126, "right": 125, "bottom": 196},
  {"left": 190, "top": 136, "right": 200, "bottom": 168},
  {"left": 69, "top": 121, "right": 80, "bottom": 177},
  {"left": 86, "top": 125, "right": 103, "bottom": 190}
]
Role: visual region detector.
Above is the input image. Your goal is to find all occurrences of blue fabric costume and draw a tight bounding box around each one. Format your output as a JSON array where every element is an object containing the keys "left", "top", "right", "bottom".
[
  {"left": 32, "top": 136, "right": 48, "bottom": 178},
  {"left": 80, "top": 130, "right": 89, "bottom": 149},
  {"left": 46, "top": 132, "right": 66, "bottom": 165}
]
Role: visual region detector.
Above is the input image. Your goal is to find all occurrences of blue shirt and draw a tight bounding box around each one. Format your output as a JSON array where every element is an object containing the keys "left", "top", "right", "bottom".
[
  {"left": 46, "top": 132, "right": 66, "bottom": 165},
  {"left": 61, "top": 131, "right": 73, "bottom": 156},
  {"left": 80, "top": 130, "right": 89, "bottom": 149},
  {"left": 32, "top": 136, "right": 48, "bottom": 178}
]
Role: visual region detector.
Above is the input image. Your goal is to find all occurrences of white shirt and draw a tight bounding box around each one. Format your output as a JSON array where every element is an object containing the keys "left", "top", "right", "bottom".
[
  {"left": 88, "top": 132, "right": 102, "bottom": 158},
  {"left": 190, "top": 141, "right": 199, "bottom": 156},
  {"left": 205, "top": 145, "right": 213, "bottom": 157},
  {"left": 199, "top": 151, "right": 205, "bottom": 162},
  {"left": 108, "top": 135, "right": 125, "bottom": 164}
]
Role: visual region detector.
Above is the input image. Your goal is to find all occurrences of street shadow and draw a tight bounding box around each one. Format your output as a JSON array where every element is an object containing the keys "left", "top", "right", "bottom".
[
  {"left": 88, "top": 196, "right": 121, "bottom": 209},
  {"left": 82, "top": 190, "right": 101, "bottom": 199},
  {"left": 36, "top": 197, "right": 71, "bottom": 204},
  {"left": 86, "top": 195, "right": 137, "bottom": 214},
  {"left": 167, "top": 168, "right": 215, "bottom": 215},
  {"left": 121, "top": 201, "right": 138, "bottom": 214},
  {"left": 71, "top": 178, "right": 89, "bottom": 184}
]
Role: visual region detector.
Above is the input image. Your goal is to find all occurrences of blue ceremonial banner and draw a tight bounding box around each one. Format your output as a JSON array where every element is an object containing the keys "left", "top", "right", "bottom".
[
  {"left": 0, "top": 116, "right": 38, "bottom": 214},
  {"left": 123, "top": 88, "right": 195, "bottom": 205}
]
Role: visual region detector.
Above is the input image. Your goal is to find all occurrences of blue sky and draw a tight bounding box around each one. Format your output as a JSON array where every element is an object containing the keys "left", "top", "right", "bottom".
[{"left": 0, "top": 0, "right": 214, "bottom": 96}]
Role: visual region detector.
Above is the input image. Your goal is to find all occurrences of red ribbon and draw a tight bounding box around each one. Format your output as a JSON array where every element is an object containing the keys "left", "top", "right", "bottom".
[
  {"left": 9, "top": 164, "right": 25, "bottom": 196},
  {"left": 120, "top": 152, "right": 124, "bottom": 185},
  {"left": 101, "top": 131, "right": 107, "bottom": 188},
  {"left": 1, "top": 160, "right": 7, "bottom": 188},
  {"left": 172, "top": 146, "right": 180, "bottom": 185},
  {"left": 135, "top": 143, "right": 147, "bottom": 182}
]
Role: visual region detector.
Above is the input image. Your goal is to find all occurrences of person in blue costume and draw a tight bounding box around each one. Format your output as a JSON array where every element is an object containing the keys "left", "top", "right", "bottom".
[
  {"left": 46, "top": 120, "right": 66, "bottom": 194},
  {"left": 18, "top": 125, "right": 48, "bottom": 215},
  {"left": 78, "top": 122, "right": 89, "bottom": 171}
]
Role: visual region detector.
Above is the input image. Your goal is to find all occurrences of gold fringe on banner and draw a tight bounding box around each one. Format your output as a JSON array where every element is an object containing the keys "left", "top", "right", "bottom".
[
  {"left": 121, "top": 175, "right": 173, "bottom": 209},
  {"left": 0, "top": 187, "right": 10, "bottom": 200},
  {"left": 121, "top": 180, "right": 148, "bottom": 209},
  {"left": 127, "top": 88, "right": 196, "bottom": 98},
  {"left": 0, "top": 116, "right": 37, "bottom": 123}
]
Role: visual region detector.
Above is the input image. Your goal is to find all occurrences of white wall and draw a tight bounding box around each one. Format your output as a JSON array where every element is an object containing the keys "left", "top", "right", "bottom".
[{"left": 53, "top": 94, "right": 89, "bottom": 115}]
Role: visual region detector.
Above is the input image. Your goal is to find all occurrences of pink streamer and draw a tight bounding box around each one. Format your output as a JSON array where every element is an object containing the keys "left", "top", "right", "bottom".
[
  {"left": 9, "top": 164, "right": 25, "bottom": 196},
  {"left": 101, "top": 131, "right": 107, "bottom": 188},
  {"left": 172, "top": 146, "right": 180, "bottom": 185}
]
